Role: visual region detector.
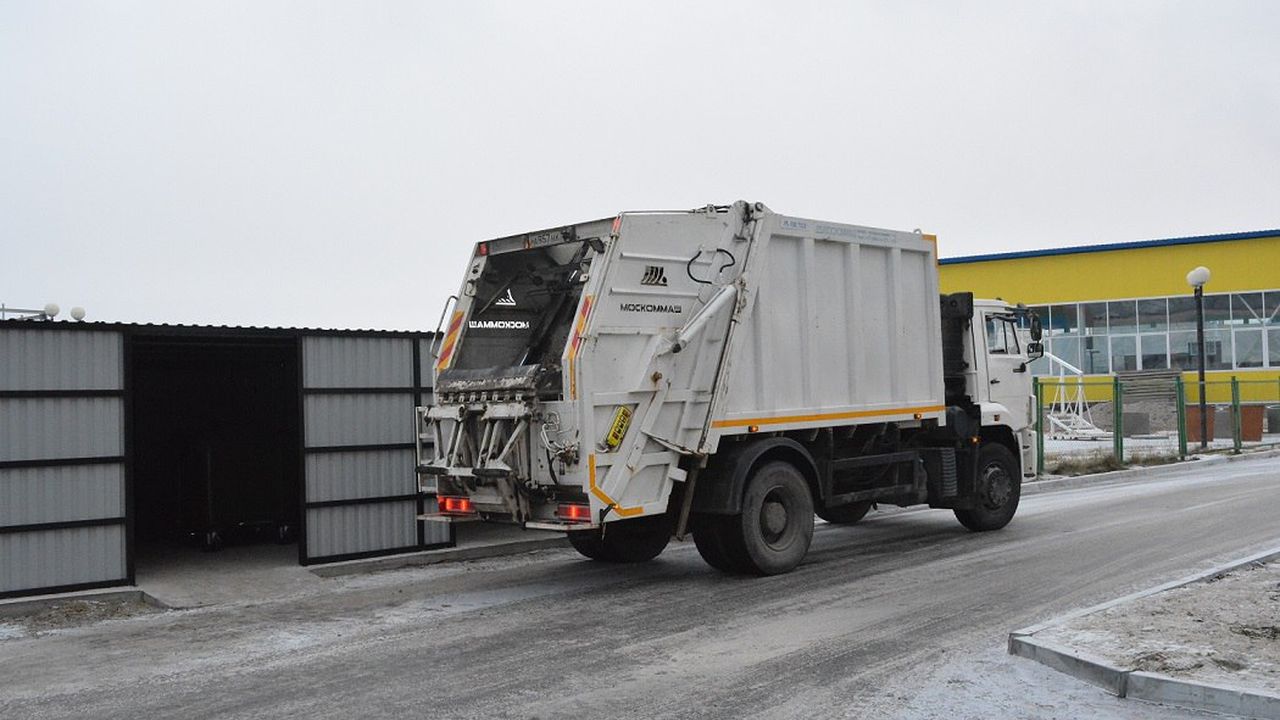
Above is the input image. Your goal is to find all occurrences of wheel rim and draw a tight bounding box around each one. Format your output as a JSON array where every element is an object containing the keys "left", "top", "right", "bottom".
[
  {"left": 758, "top": 487, "right": 792, "bottom": 547},
  {"left": 982, "top": 462, "right": 1012, "bottom": 509}
]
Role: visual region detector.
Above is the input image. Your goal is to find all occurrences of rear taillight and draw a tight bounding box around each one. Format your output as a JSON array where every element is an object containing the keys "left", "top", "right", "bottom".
[
  {"left": 438, "top": 496, "right": 475, "bottom": 515},
  {"left": 556, "top": 503, "right": 591, "bottom": 523}
]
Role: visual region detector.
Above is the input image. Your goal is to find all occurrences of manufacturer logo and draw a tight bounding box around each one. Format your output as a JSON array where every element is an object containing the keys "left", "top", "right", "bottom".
[
  {"left": 620, "top": 302, "right": 683, "bottom": 314},
  {"left": 468, "top": 319, "right": 530, "bottom": 330},
  {"left": 494, "top": 288, "right": 517, "bottom": 307},
  {"left": 641, "top": 265, "right": 668, "bottom": 286}
]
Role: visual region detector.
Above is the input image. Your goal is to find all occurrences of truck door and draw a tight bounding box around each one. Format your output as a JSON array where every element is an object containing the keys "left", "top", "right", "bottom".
[{"left": 982, "top": 312, "right": 1030, "bottom": 431}]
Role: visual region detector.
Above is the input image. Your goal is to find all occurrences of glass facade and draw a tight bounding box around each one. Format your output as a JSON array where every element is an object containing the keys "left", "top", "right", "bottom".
[{"left": 1031, "top": 289, "right": 1280, "bottom": 375}]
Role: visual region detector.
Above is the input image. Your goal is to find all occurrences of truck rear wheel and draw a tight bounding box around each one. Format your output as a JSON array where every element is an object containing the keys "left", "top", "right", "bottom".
[
  {"left": 954, "top": 443, "right": 1021, "bottom": 532},
  {"left": 815, "top": 501, "right": 872, "bottom": 525},
  {"left": 568, "top": 515, "right": 671, "bottom": 563},
  {"left": 692, "top": 515, "right": 749, "bottom": 573},
  {"left": 731, "top": 461, "right": 814, "bottom": 575}
]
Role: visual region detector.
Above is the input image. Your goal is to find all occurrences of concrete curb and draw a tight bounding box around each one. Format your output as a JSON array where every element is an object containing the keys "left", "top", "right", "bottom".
[
  {"left": 308, "top": 535, "right": 570, "bottom": 578},
  {"left": 1009, "top": 545, "right": 1280, "bottom": 718},
  {"left": 0, "top": 588, "right": 168, "bottom": 619},
  {"left": 1024, "top": 446, "right": 1280, "bottom": 496}
]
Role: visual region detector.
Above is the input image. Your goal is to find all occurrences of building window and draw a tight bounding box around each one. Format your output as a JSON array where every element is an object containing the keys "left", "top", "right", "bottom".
[
  {"left": 1083, "top": 335, "right": 1109, "bottom": 374},
  {"left": 1266, "top": 292, "right": 1280, "bottom": 323},
  {"left": 1051, "top": 336, "right": 1082, "bottom": 371},
  {"left": 1108, "top": 300, "right": 1137, "bottom": 335},
  {"left": 1140, "top": 334, "right": 1168, "bottom": 370},
  {"left": 1170, "top": 330, "right": 1198, "bottom": 370},
  {"left": 1235, "top": 329, "right": 1264, "bottom": 368},
  {"left": 1082, "top": 302, "right": 1108, "bottom": 335},
  {"left": 1204, "top": 294, "right": 1230, "bottom": 327},
  {"left": 1168, "top": 296, "right": 1198, "bottom": 332},
  {"left": 1049, "top": 304, "right": 1079, "bottom": 336},
  {"left": 1138, "top": 298, "right": 1167, "bottom": 333},
  {"left": 1111, "top": 336, "right": 1137, "bottom": 372},
  {"left": 1232, "top": 293, "right": 1265, "bottom": 325},
  {"left": 1024, "top": 289, "right": 1280, "bottom": 374}
]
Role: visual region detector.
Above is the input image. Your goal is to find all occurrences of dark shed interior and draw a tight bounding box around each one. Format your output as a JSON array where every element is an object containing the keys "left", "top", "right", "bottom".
[{"left": 130, "top": 335, "right": 301, "bottom": 551}]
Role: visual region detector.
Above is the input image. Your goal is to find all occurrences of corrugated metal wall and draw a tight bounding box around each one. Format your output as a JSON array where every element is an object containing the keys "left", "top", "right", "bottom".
[
  {"left": 0, "top": 328, "right": 129, "bottom": 598},
  {"left": 299, "top": 335, "right": 448, "bottom": 563}
]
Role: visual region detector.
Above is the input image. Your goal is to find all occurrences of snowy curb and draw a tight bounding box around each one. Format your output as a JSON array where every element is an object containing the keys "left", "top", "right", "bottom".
[
  {"left": 1009, "top": 545, "right": 1280, "bottom": 718},
  {"left": 1024, "top": 446, "right": 1280, "bottom": 496},
  {"left": 308, "top": 535, "right": 569, "bottom": 578},
  {"left": 0, "top": 588, "right": 168, "bottom": 618}
]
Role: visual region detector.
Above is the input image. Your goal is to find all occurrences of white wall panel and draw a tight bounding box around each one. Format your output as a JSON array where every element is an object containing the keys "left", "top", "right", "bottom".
[
  {"left": 0, "top": 329, "right": 123, "bottom": 391},
  {"left": 0, "top": 397, "right": 124, "bottom": 462},
  {"left": 304, "top": 502, "right": 417, "bottom": 558},
  {"left": 302, "top": 337, "right": 413, "bottom": 389},
  {"left": 305, "top": 449, "right": 415, "bottom": 502},
  {"left": 303, "top": 394, "right": 415, "bottom": 448},
  {"left": 0, "top": 525, "right": 126, "bottom": 594},
  {"left": 0, "top": 464, "right": 125, "bottom": 526}
]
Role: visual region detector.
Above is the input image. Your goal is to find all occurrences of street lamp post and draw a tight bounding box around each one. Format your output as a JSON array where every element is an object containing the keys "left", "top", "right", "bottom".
[{"left": 1186, "top": 266, "right": 1211, "bottom": 450}]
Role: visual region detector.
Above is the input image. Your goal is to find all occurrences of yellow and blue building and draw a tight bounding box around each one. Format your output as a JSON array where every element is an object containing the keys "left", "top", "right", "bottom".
[{"left": 939, "top": 229, "right": 1280, "bottom": 402}]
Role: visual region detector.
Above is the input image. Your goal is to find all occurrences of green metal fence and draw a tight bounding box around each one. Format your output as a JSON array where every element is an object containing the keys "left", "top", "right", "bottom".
[{"left": 1033, "top": 375, "right": 1280, "bottom": 475}]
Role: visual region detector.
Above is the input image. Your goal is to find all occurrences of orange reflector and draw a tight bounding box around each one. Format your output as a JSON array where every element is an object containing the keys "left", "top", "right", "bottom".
[
  {"left": 747, "top": 425, "right": 760, "bottom": 433},
  {"left": 477, "top": 243, "right": 489, "bottom": 256},
  {"left": 438, "top": 496, "right": 475, "bottom": 515},
  {"left": 556, "top": 503, "right": 591, "bottom": 522}
]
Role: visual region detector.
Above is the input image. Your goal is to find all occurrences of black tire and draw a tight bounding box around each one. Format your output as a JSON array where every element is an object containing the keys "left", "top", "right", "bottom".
[
  {"left": 568, "top": 529, "right": 616, "bottom": 561},
  {"left": 692, "top": 515, "right": 745, "bottom": 573},
  {"left": 955, "top": 443, "right": 1022, "bottom": 532},
  {"left": 732, "top": 461, "right": 815, "bottom": 575},
  {"left": 568, "top": 515, "right": 671, "bottom": 563},
  {"left": 815, "top": 501, "right": 873, "bottom": 525}
]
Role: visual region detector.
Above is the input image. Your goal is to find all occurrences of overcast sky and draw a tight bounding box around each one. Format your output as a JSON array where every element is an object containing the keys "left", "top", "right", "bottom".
[{"left": 3, "top": 1, "right": 1277, "bottom": 330}]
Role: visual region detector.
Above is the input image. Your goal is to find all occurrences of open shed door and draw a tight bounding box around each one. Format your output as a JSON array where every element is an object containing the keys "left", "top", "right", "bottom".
[
  {"left": 299, "top": 334, "right": 449, "bottom": 564},
  {"left": 0, "top": 326, "right": 129, "bottom": 598}
]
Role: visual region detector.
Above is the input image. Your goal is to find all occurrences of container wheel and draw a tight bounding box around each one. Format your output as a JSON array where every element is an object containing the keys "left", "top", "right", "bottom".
[
  {"left": 568, "top": 515, "right": 671, "bottom": 563},
  {"left": 815, "top": 501, "right": 873, "bottom": 525},
  {"left": 733, "top": 461, "right": 814, "bottom": 575},
  {"left": 954, "top": 443, "right": 1021, "bottom": 531}
]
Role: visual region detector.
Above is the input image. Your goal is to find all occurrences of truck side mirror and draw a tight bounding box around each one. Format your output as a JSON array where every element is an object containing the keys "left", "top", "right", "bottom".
[
  {"left": 1026, "top": 340, "right": 1044, "bottom": 360},
  {"left": 1029, "top": 313, "right": 1043, "bottom": 341}
]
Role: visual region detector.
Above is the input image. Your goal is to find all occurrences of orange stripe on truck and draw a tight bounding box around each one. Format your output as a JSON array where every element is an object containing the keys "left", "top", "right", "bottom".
[
  {"left": 588, "top": 454, "right": 643, "bottom": 518},
  {"left": 711, "top": 404, "right": 946, "bottom": 429},
  {"left": 566, "top": 295, "right": 594, "bottom": 400},
  {"left": 435, "top": 311, "right": 465, "bottom": 369}
]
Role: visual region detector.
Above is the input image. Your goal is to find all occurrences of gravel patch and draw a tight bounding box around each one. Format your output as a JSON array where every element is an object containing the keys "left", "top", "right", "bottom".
[
  {"left": 0, "top": 597, "right": 164, "bottom": 640},
  {"left": 1039, "top": 561, "right": 1280, "bottom": 694}
]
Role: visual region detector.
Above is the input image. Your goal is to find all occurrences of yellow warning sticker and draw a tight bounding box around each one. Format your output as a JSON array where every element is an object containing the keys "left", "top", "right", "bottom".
[{"left": 604, "top": 406, "right": 633, "bottom": 450}]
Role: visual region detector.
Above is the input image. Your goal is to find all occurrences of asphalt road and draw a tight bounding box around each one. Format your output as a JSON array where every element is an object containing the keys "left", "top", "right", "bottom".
[{"left": 3, "top": 455, "right": 1278, "bottom": 719}]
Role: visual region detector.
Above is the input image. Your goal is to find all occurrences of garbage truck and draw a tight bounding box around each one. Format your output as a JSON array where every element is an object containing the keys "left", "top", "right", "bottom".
[{"left": 416, "top": 201, "right": 1043, "bottom": 575}]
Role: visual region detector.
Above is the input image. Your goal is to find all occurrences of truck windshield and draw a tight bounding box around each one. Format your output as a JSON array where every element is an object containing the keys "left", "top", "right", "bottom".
[{"left": 451, "top": 242, "right": 591, "bottom": 383}]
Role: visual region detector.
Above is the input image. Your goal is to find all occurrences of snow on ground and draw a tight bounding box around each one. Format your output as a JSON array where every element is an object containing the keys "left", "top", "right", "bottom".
[
  {"left": 1039, "top": 561, "right": 1280, "bottom": 696},
  {"left": 894, "top": 646, "right": 1221, "bottom": 720}
]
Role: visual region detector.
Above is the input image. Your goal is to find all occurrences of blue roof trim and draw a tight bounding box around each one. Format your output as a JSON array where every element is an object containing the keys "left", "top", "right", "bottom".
[{"left": 940, "top": 228, "right": 1280, "bottom": 265}]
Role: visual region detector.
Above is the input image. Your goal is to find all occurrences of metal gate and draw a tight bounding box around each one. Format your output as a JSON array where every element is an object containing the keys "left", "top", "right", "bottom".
[
  {"left": 0, "top": 327, "right": 129, "bottom": 598},
  {"left": 299, "top": 334, "right": 449, "bottom": 564}
]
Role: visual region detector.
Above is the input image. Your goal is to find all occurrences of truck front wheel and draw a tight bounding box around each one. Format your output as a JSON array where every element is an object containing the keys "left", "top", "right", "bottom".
[
  {"left": 730, "top": 461, "right": 815, "bottom": 575},
  {"left": 954, "top": 443, "right": 1021, "bottom": 532},
  {"left": 567, "top": 515, "right": 671, "bottom": 563}
]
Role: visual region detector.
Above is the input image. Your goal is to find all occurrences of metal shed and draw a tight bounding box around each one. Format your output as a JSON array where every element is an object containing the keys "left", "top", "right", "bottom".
[{"left": 0, "top": 321, "right": 447, "bottom": 599}]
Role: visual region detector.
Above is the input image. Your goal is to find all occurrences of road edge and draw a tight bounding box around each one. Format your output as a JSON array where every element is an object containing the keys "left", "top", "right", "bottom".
[
  {"left": 1023, "top": 446, "right": 1280, "bottom": 496},
  {"left": 1008, "top": 545, "right": 1280, "bottom": 717}
]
